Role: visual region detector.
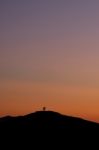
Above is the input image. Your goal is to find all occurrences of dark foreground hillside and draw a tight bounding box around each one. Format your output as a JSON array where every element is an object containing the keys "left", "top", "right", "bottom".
[{"left": 0, "top": 111, "right": 99, "bottom": 148}]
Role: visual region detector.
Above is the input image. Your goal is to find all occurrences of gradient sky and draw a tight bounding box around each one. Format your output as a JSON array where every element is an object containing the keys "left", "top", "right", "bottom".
[{"left": 0, "top": 0, "right": 99, "bottom": 122}]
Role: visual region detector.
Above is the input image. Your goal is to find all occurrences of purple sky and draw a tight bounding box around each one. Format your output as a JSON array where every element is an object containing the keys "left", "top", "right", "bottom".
[{"left": 0, "top": 0, "right": 99, "bottom": 121}]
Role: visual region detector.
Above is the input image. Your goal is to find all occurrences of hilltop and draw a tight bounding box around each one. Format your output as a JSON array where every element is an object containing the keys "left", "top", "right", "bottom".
[{"left": 0, "top": 110, "right": 99, "bottom": 147}]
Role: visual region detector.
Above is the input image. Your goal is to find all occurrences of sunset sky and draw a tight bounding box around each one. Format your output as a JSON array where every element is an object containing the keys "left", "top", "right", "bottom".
[{"left": 0, "top": 0, "right": 99, "bottom": 122}]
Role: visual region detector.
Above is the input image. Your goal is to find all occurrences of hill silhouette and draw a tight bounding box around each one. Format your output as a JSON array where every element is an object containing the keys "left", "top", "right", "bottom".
[
  {"left": 0, "top": 110, "right": 99, "bottom": 148},
  {"left": 0, "top": 110, "right": 99, "bottom": 130}
]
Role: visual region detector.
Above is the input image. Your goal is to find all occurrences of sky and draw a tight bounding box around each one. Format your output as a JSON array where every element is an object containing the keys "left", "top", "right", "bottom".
[{"left": 0, "top": 0, "right": 99, "bottom": 122}]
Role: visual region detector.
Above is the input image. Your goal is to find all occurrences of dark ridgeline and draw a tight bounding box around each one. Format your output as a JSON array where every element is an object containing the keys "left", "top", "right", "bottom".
[{"left": 0, "top": 110, "right": 99, "bottom": 148}]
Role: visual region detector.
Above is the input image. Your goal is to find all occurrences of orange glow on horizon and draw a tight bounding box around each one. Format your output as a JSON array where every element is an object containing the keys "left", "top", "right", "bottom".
[{"left": 0, "top": 79, "right": 99, "bottom": 123}]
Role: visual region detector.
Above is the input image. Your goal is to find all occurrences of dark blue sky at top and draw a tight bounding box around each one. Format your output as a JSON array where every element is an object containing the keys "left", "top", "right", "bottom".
[{"left": 1, "top": 0, "right": 99, "bottom": 32}]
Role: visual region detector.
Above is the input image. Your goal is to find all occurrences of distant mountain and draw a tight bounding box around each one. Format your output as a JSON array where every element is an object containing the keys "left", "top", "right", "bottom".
[{"left": 0, "top": 111, "right": 99, "bottom": 147}]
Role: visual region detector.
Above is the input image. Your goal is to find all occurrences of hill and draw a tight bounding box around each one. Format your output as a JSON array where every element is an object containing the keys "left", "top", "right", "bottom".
[
  {"left": 0, "top": 111, "right": 99, "bottom": 148},
  {"left": 0, "top": 110, "right": 99, "bottom": 128}
]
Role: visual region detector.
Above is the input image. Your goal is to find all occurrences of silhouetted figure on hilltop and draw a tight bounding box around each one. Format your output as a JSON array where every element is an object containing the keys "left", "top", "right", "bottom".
[{"left": 43, "top": 107, "right": 46, "bottom": 111}]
